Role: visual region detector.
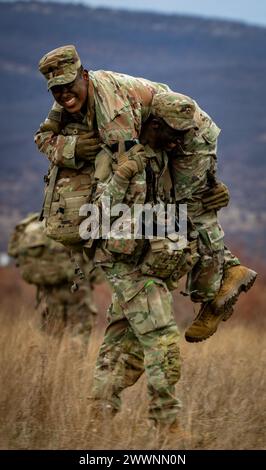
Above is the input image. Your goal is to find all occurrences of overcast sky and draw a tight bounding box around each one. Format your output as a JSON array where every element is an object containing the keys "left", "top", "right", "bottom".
[{"left": 28, "top": 0, "right": 266, "bottom": 28}]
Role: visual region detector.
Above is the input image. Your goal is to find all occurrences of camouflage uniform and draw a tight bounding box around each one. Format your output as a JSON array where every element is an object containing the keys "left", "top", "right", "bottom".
[
  {"left": 93, "top": 91, "right": 240, "bottom": 304},
  {"left": 91, "top": 147, "right": 182, "bottom": 424},
  {"left": 35, "top": 47, "right": 171, "bottom": 248},
  {"left": 35, "top": 46, "right": 184, "bottom": 423},
  {"left": 92, "top": 264, "right": 181, "bottom": 424},
  {"left": 8, "top": 213, "right": 97, "bottom": 340},
  {"left": 151, "top": 92, "right": 240, "bottom": 302}
]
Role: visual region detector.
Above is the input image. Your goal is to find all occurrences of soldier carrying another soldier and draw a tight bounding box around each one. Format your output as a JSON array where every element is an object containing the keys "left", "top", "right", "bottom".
[{"left": 35, "top": 45, "right": 257, "bottom": 436}]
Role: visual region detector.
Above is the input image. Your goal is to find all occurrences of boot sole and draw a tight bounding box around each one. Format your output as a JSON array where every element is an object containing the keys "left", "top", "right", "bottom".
[
  {"left": 185, "top": 327, "right": 218, "bottom": 343},
  {"left": 220, "top": 271, "right": 257, "bottom": 321}
]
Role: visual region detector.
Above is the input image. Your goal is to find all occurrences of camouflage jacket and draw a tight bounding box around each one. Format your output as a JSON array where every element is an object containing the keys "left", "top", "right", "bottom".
[
  {"left": 35, "top": 70, "right": 171, "bottom": 167},
  {"left": 169, "top": 103, "right": 221, "bottom": 218},
  {"left": 96, "top": 145, "right": 172, "bottom": 206},
  {"left": 92, "top": 145, "right": 173, "bottom": 265}
]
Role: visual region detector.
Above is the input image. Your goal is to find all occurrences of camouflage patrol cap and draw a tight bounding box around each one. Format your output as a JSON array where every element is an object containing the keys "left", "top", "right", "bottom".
[
  {"left": 151, "top": 92, "right": 197, "bottom": 131},
  {"left": 39, "top": 45, "right": 81, "bottom": 90}
]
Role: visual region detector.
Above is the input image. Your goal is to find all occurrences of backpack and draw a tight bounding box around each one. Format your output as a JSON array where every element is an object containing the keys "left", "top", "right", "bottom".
[
  {"left": 42, "top": 123, "right": 94, "bottom": 246},
  {"left": 9, "top": 213, "right": 74, "bottom": 285}
]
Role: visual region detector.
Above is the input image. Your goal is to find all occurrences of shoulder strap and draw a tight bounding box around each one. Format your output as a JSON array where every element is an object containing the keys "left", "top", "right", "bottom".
[{"left": 145, "top": 161, "right": 156, "bottom": 203}]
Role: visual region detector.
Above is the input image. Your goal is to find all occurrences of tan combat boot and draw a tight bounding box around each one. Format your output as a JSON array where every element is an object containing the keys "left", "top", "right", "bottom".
[
  {"left": 185, "top": 302, "right": 225, "bottom": 343},
  {"left": 211, "top": 265, "right": 257, "bottom": 318},
  {"left": 185, "top": 265, "right": 257, "bottom": 342}
]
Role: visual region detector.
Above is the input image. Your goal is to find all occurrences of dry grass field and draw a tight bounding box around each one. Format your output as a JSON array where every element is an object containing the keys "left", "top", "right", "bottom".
[{"left": 0, "top": 266, "right": 265, "bottom": 450}]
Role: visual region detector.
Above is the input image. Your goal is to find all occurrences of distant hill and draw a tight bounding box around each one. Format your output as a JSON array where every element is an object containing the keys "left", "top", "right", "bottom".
[{"left": 1, "top": 1, "right": 266, "bottom": 257}]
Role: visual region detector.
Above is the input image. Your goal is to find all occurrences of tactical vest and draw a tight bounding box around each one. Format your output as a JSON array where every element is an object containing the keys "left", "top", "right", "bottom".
[
  {"left": 92, "top": 147, "right": 200, "bottom": 283},
  {"left": 43, "top": 122, "right": 95, "bottom": 246},
  {"left": 139, "top": 160, "right": 199, "bottom": 280}
]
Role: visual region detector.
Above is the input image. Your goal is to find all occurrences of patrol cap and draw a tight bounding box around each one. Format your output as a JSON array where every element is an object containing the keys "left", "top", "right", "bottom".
[
  {"left": 39, "top": 45, "right": 81, "bottom": 90},
  {"left": 151, "top": 92, "right": 198, "bottom": 131}
]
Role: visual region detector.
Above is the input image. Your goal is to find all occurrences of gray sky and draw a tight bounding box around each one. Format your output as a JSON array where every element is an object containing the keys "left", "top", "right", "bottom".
[{"left": 31, "top": 0, "right": 266, "bottom": 28}]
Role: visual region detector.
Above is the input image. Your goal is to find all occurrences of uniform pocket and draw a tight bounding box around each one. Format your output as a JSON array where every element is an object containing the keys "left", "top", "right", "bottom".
[
  {"left": 198, "top": 222, "right": 224, "bottom": 254},
  {"left": 125, "top": 280, "right": 174, "bottom": 335},
  {"left": 146, "top": 281, "right": 173, "bottom": 330}
]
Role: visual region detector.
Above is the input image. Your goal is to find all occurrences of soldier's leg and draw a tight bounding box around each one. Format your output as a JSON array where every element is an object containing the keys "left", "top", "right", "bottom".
[
  {"left": 91, "top": 316, "right": 144, "bottom": 418},
  {"left": 223, "top": 246, "right": 240, "bottom": 269},
  {"left": 40, "top": 286, "right": 67, "bottom": 335},
  {"left": 65, "top": 282, "right": 98, "bottom": 342},
  {"left": 186, "top": 212, "right": 248, "bottom": 302},
  {"left": 185, "top": 216, "right": 225, "bottom": 342},
  {"left": 123, "top": 279, "right": 181, "bottom": 425},
  {"left": 90, "top": 284, "right": 145, "bottom": 417},
  {"left": 186, "top": 220, "right": 225, "bottom": 303},
  {"left": 185, "top": 225, "right": 256, "bottom": 342},
  {"left": 91, "top": 264, "right": 181, "bottom": 426},
  {"left": 140, "top": 325, "right": 181, "bottom": 424},
  {"left": 210, "top": 246, "right": 256, "bottom": 319}
]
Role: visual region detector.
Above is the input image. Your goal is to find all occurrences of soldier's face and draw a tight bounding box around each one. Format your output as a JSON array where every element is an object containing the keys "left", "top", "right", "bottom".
[
  {"left": 51, "top": 70, "right": 89, "bottom": 113},
  {"left": 155, "top": 123, "right": 183, "bottom": 151},
  {"left": 142, "top": 118, "right": 184, "bottom": 151}
]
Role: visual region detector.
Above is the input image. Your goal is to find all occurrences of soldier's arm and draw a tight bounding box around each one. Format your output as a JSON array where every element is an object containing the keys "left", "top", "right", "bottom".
[
  {"left": 96, "top": 144, "right": 147, "bottom": 210},
  {"left": 34, "top": 102, "right": 83, "bottom": 169},
  {"left": 35, "top": 125, "right": 100, "bottom": 170},
  {"left": 99, "top": 172, "right": 130, "bottom": 211},
  {"left": 35, "top": 124, "right": 83, "bottom": 169}
]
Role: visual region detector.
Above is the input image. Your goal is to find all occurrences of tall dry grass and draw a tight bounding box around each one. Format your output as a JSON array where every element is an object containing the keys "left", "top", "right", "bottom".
[{"left": 0, "top": 266, "right": 265, "bottom": 450}]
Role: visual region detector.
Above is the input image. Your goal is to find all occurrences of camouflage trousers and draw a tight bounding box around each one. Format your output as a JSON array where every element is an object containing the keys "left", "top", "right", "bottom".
[
  {"left": 91, "top": 262, "right": 181, "bottom": 424},
  {"left": 40, "top": 281, "right": 97, "bottom": 341},
  {"left": 186, "top": 211, "right": 240, "bottom": 302}
]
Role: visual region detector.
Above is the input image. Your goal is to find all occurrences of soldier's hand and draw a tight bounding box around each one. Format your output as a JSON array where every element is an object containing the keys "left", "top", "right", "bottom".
[
  {"left": 75, "top": 132, "right": 101, "bottom": 160},
  {"left": 116, "top": 144, "right": 147, "bottom": 180},
  {"left": 202, "top": 181, "right": 230, "bottom": 211}
]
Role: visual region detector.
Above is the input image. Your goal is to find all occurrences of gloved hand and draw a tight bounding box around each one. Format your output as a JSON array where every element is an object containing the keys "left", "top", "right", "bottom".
[
  {"left": 115, "top": 144, "right": 147, "bottom": 180},
  {"left": 75, "top": 131, "right": 101, "bottom": 160},
  {"left": 202, "top": 181, "right": 230, "bottom": 211}
]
